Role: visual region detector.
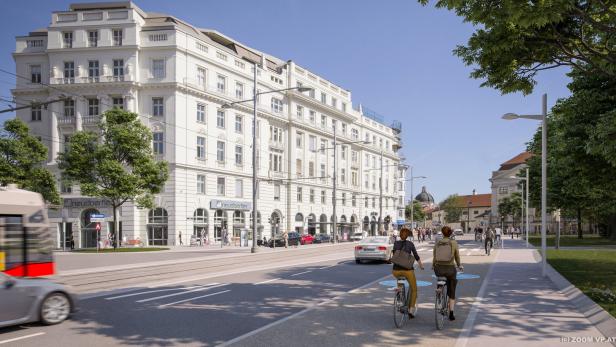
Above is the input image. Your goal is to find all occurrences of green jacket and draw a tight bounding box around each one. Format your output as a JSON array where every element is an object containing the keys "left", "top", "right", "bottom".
[{"left": 433, "top": 237, "right": 461, "bottom": 267}]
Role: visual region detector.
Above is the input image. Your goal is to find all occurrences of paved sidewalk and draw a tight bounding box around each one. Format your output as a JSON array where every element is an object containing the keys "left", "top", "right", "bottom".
[
  {"left": 457, "top": 239, "right": 613, "bottom": 347},
  {"left": 230, "top": 239, "right": 614, "bottom": 347}
]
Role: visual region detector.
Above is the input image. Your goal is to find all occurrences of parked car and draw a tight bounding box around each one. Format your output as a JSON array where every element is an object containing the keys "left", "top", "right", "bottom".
[
  {"left": 300, "top": 233, "right": 314, "bottom": 245},
  {"left": 313, "top": 233, "right": 331, "bottom": 243},
  {"left": 268, "top": 232, "right": 301, "bottom": 247},
  {"left": 0, "top": 272, "right": 76, "bottom": 328},
  {"left": 354, "top": 236, "right": 394, "bottom": 264},
  {"left": 349, "top": 231, "right": 364, "bottom": 241},
  {"left": 454, "top": 229, "right": 464, "bottom": 236}
]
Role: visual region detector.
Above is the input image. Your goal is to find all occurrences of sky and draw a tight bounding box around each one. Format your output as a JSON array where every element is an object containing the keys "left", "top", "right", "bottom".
[{"left": 0, "top": 0, "right": 573, "bottom": 203}]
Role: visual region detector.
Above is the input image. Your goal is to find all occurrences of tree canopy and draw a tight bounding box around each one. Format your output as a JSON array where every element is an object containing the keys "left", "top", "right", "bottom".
[
  {"left": 420, "top": 0, "right": 616, "bottom": 94},
  {"left": 59, "top": 109, "right": 169, "bottom": 247},
  {"left": 440, "top": 194, "right": 463, "bottom": 223},
  {"left": 405, "top": 200, "right": 426, "bottom": 222},
  {"left": 0, "top": 119, "right": 59, "bottom": 204}
]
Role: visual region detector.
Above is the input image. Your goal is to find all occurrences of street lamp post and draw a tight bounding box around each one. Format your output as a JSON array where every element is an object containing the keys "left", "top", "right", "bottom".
[
  {"left": 222, "top": 62, "right": 313, "bottom": 253},
  {"left": 502, "top": 93, "right": 548, "bottom": 276},
  {"left": 406, "top": 167, "right": 426, "bottom": 232},
  {"left": 526, "top": 167, "right": 530, "bottom": 248},
  {"left": 332, "top": 126, "right": 337, "bottom": 242}
]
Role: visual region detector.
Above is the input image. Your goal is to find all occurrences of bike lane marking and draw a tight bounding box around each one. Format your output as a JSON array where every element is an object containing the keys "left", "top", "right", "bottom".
[{"left": 158, "top": 290, "right": 231, "bottom": 308}]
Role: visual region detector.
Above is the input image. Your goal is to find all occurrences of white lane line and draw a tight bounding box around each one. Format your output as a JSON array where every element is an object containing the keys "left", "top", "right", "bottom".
[
  {"left": 255, "top": 278, "right": 279, "bottom": 285},
  {"left": 158, "top": 290, "right": 231, "bottom": 308},
  {"left": 217, "top": 274, "right": 392, "bottom": 347},
  {"left": 319, "top": 265, "right": 337, "bottom": 270},
  {"left": 0, "top": 332, "right": 46, "bottom": 345},
  {"left": 136, "top": 283, "right": 223, "bottom": 303},
  {"left": 147, "top": 254, "right": 351, "bottom": 289},
  {"left": 290, "top": 270, "right": 312, "bottom": 277},
  {"left": 105, "top": 286, "right": 202, "bottom": 300},
  {"left": 454, "top": 245, "right": 500, "bottom": 347}
]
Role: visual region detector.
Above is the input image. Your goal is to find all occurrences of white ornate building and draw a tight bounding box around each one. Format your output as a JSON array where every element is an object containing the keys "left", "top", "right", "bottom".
[{"left": 12, "top": 1, "right": 405, "bottom": 248}]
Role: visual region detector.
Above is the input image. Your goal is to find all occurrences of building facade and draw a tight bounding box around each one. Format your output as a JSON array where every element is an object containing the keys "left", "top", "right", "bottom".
[
  {"left": 11, "top": 2, "right": 405, "bottom": 248},
  {"left": 430, "top": 192, "right": 491, "bottom": 231}
]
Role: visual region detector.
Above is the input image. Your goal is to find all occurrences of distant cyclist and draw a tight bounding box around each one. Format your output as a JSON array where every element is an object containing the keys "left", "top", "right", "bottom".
[
  {"left": 433, "top": 226, "right": 463, "bottom": 321},
  {"left": 485, "top": 228, "right": 495, "bottom": 255}
]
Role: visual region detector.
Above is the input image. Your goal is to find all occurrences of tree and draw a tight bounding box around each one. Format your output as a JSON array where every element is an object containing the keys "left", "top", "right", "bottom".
[
  {"left": 0, "top": 119, "right": 60, "bottom": 204},
  {"left": 525, "top": 68, "right": 616, "bottom": 240},
  {"left": 419, "top": 0, "right": 616, "bottom": 94},
  {"left": 498, "top": 193, "right": 523, "bottom": 227},
  {"left": 440, "top": 194, "right": 463, "bottom": 224},
  {"left": 405, "top": 200, "right": 426, "bottom": 222},
  {"left": 59, "top": 109, "right": 169, "bottom": 248}
]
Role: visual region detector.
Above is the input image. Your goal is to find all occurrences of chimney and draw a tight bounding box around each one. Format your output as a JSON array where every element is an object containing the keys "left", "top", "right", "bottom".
[{"left": 472, "top": 189, "right": 476, "bottom": 196}]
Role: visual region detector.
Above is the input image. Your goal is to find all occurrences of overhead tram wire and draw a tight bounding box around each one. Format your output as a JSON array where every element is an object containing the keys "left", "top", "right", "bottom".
[{"left": 0, "top": 68, "right": 373, "bottom": 153}]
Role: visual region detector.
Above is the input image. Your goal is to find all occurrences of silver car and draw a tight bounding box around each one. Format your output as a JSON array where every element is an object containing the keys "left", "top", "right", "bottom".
[
  {"left": 354, "top": 236, "right": 394, "bottom": 263},
  {"left": 0, "top": 272, "right": 76, "bottom": 328}
]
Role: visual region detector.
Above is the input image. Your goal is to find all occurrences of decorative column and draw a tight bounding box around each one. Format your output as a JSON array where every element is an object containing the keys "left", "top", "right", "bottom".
[{"left": 49, "top": 97, "right": 60, "bottom": 163}]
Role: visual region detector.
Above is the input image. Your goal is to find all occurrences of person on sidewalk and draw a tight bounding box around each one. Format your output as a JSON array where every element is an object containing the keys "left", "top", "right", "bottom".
[
  {"left": 283, "top": 231, "right": 289, "bottom": 248},
  {"left": 69, "top": 233, "right": 75, "bottom": 250},
  {"left": 391, "top": 227, "right": 424, "bottom": 319},
  {"left": 433, "top": 226, "right": 463, "bottom": 321},
  {"left": 495, "top": 227, "right": 502, "bottom": 244},
  {"left": 178, "top": 231, "right": 183, "bottom": 246},
  {"left": 485, "top": 228, "right": 495, "bottom": 255}
]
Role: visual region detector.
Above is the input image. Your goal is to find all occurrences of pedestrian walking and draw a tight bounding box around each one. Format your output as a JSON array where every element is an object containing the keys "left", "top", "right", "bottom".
[
  {"left": 179, "top": 231, "right": 183, "bottom": 246},
  {"left": 222, "top": 228, "right": 229, "bottom": 246},
  {"left": 283, "top": 231, "right": 289, "bottom": 248},
  {"left": 200, "top": 229, "right": 205, "bottom": 246},
  {"left": 69, "top": 233, "right": 75, "bottom": 250}
]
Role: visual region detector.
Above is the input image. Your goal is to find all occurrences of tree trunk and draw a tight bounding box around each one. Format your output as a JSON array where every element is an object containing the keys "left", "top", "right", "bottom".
[
  {"left": 609, "top": 214, "right": 616, "bottom": 241},
  {"left": 577, "top": 208, "right": 582, "bottom": 239},
  {"left": 114, "top": 205, "right": 120, "bottom": 249}
]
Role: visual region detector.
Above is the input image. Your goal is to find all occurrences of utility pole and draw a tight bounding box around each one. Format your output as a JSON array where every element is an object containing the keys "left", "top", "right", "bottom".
[
  {"left": 332, "top": 125, "right": 337, "bottom": 243},
  {"left": 378, "top": 151, "right": 383, "bottom": 235},
  {"left": 251, "top": 61, "right": 258, "bottom": 253},
  {"left": 410, "top": 166, "right": 414, "bottom": 231},
  {"left": 526, "top": 167, "right": 530, "bottom": 247}
]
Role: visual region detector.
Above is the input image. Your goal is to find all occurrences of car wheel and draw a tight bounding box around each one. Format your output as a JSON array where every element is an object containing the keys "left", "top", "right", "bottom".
[
  {"left": 355, "top": 259, "right": 361, "bottom": 264},
  {"left": 40, "top": 292, "right": 71, "bottom": 325}
]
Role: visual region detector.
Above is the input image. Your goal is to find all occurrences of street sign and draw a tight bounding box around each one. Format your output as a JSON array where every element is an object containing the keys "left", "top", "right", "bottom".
[{"left": 90, "top": 213, "right": 105, "bottom": 222}]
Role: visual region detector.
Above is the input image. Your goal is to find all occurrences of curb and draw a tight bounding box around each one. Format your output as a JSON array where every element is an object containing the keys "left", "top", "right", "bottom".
[{"left": 536, "top": 249, "right": 616, "bottom": 346}]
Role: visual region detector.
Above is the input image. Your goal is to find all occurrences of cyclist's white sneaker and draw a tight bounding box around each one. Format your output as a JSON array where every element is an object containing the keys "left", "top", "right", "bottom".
[{"left": 411, "top": 305, "right": 418, "bottom": 315}]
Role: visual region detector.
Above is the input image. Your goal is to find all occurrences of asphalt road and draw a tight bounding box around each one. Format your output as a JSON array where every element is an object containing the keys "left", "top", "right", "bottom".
[{"left": 0, "top": 237, "right": 489, "bottom": 347}]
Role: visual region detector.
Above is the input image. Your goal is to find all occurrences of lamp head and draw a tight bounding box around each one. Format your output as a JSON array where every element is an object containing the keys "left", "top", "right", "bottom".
[
  {"left": 501, "top": 112, "right": 519, "bottom": 120},
  {"left": 297, "top": 87, "right": 314, "bottom": 93},
  {"left": 221, "top": 104, "right": 231, "bottom": 109}
]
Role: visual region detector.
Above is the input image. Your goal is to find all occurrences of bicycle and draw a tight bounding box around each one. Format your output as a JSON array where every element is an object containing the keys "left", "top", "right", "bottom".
[
  {"left": 393, "top": 276, "right": 414, "bottom": 328},
  {"left": 435, "top": 275, "right": 449, "bottom": 330},
  {"left": 486, "top": 238, "right": 493, "bottom": 256}
]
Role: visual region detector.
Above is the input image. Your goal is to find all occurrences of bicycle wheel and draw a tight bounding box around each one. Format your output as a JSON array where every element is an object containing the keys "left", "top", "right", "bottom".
[
  {"left": 435, "top": 286, "right": 446, "bottom": 330},
  {"left": 393, "top": 289, "right": 407, "bottom": 328}
]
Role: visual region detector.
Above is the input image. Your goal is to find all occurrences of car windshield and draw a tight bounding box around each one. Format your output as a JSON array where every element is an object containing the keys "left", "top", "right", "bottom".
[{"left": 362, "top": 237, "right": 388, "bottom": 244}]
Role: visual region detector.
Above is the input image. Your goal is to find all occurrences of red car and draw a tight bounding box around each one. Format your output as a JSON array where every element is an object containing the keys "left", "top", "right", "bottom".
[{"left": 300, "top": 234, "right": 314, "bottom": 245}]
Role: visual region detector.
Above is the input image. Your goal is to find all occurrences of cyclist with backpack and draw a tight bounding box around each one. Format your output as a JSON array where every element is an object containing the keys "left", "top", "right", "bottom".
[
  {"left": 433, "top": 226, "right": 463, "bottom": 321},
  {"left": 391, "top": 227, "right": 424, "bottom": 318}
]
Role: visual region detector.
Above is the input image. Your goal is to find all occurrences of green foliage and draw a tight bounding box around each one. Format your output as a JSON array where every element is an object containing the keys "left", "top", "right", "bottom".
[
  {"left": 0, "top": 119, "right": 60, "bottom": 204},
  {"left": 419, "top": 0, "right": 616, "bottom": 94},
  {"left": 440, "top": 194, "right": 463, "bottom": 223},
  {"left": 525, "top": 68, "right": 616, "bottom": 238},
  {"left": 58, "top": 108, "right": 169, "bottom": 210},
  {"left": 405, "top": 200, "right": 426, "bottom": 221},
  {"left": 498, "top": 192, "right": 523, "bottom": 224}
]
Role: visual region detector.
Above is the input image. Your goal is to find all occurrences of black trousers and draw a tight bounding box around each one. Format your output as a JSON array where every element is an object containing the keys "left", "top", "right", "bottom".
[
  {"left": 485, "top": 238, "right": 493, "bottom": 253},
  {"left": 434, "top": 264, "right": 457, "bottom": 299}
]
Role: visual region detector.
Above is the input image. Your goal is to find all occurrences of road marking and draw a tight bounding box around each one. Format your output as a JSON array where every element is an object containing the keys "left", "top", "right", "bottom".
[
  {"left": 105, "top": 286, "right": 202, "bottom": 300},
  {"left": 0, "top": 332, "right": 46, "bottom": 345},
  {"left": 454, "top": 246, "right": 500, "bottom": 347},
  {"left": 146, "top": 254, "right": 351, "bottom": 288},
  {"left": 255, "top": 278, "right": 279, "bottom": 285},
  {"left": 136, "top": 283, "right": 224, "bottom": 303},
  {"left": 158, "top": 290, "right": 231, "bottom": 308},
  {"left": 217, "top": 274, "right": 391, "bottom": 347},
  {"left": 290, "top": 270, "right": 312, "bottom": 277},
  {"left": 319, "top": 265, "right": 337, "bottom": 270}
]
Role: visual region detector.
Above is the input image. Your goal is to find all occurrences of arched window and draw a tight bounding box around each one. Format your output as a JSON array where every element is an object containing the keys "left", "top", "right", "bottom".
[
  {"left": 233, "top": 210, "right": 245, "bottom": 224},
  {"left": 340, "top": 215, "right": 347, "bottom": 223},
  {"left": 319, "top": 214, "right": 327, "bottom": 234},
  {"left": 193, "top": 208, "right": 208, "bottom": 224},
  {"left": 295, "top": 213, "right": 304, "bottom": 222},
  {"left": 148, "top": 208, "right": 168, "bottom": 224}
]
